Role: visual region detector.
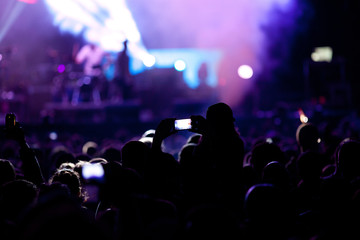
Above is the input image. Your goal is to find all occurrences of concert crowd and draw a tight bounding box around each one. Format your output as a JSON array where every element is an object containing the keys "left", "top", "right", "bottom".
[{"left": 1, "top": 101, "right": 360, "bottom": 240}]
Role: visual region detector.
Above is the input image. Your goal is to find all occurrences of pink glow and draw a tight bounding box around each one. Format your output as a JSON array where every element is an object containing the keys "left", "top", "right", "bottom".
[
  {"left": 17, "top": 0, "right": 37, "bottom": 4},
  {"left": 128, "top": 0, "right": 295, "bottom": 107}
]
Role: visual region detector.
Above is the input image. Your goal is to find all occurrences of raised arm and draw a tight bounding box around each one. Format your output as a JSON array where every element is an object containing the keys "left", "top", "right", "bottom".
[{"left": 4, "top": 114, "right": 45, "bottom": 186}]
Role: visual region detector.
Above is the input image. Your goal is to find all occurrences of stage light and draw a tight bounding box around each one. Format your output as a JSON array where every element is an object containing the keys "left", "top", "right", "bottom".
[
  {"left": 0, "top": 54, "right": 2, "bottom": 62},
  {"left": 237, "top": 65, "right": 253, "bottom": 79},
  {"left": 44, "top": 0, "right": 147, "bottom": 55},
  {"left": 57, "top": 64, "right": 66, "bottom": 73},
  {"left": 174, "top": 59, "right": 186, "bottom": 71},
  {"left": 143, "top": 55, "right": 156, "bottom": 67}
]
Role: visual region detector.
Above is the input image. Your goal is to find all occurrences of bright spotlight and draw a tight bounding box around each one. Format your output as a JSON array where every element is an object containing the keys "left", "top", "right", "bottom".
[
  {"left": 237, "top": 65, "right": 253, "bottom": 79},
  {"left": 143, "top": 55, "right": 156, "bottom": 67},
  {"left": 174, "top": 60, "right": 186, "bottom": 71}
]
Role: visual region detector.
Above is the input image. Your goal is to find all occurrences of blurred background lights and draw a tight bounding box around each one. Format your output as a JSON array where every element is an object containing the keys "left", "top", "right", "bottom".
[
  {"left": 57, "top": 64, "right": 66, "bottom": 73},
  {"left": 49, "top": 131, "right": 58, "bottom": 141},
  {"left": 237, "top": 65, "right": 254, "bottom": 79},
  {"left": 44, "top": 0, "right": 149, "bottom": 55},
  {"left": 174, "top": 59, "right": 186, "bottom": 71},
  {"left": 142, "top": 55, "right": 156, "bottom": 67}
]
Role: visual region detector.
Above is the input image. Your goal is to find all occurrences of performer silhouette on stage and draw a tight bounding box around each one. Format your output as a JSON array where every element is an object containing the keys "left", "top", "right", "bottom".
[
  {"left": 73, "top": 42, "right": 105, "bottom": 104},
  {"left": 111, "top": 40, "right": 133, "bottom": 102}
]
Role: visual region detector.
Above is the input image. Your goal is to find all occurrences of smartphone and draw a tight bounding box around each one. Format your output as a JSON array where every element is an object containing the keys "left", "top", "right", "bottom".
[
  {"left": 174, "top": 118, "right": 192, "bottom": 130},
  {"left": 5, "top": 113, "right": 16, "bottom": 129},
  {"left": 82, "top": 163, "right": 105, "bottom": 182}
]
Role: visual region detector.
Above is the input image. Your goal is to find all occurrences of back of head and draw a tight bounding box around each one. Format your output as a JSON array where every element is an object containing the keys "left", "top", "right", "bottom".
[
  {"left": 121, "top": 140, "right": 150, "bottom": 175},
  {"left": 296, "top": 123, "right": 319, "bottom": 152},
  {"left": 82, "top": 141, "right": 99, "bottom": 158},
  {"left": 262, "top": 161, "right": 291, "bottom": 191},
  {"left": 100, "top": 146, "right": 121, "bottom": 163},
  {"left": 335, "top": 138, "right": 360, "bottom": 179},
  {"left": 0, "top": 179, "right": 38, "bottom": 222},
  {"left": 244, "top": 183, "right": 291, "bottom": 234},
  {"left": 206, "top": 102, "right": 235, "bottom": 128},
  {"left": 49, "top": 169, "right": 83, "bottom": 200},
  {"left": 250, "top": 142, "right": 285, "bottom": 177},
  {"left": 0, "top": 159, "right": 16, "bottom": 186},
  {"left": 178, "top": 143, "right": 197, "bottom": 169},
  {"left": 101, "top": 161, "right": 143, "bottom": 206},
  {"left": 187, "top": 133, "right": 202, "bottom": 144}
]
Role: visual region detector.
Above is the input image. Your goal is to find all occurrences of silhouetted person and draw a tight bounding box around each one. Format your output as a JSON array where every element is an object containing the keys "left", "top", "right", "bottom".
[
  {"left": 74, "top": 42, "right": 105, "bottom": 104},
  {"left": 189, "top": 102, "right": 245, "bottom": 211},
  {"left": 111, "top": 40, "right": 133, "bottom": 101}
]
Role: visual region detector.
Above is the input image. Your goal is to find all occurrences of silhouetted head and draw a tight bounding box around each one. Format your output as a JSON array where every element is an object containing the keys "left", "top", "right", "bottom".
[
  {"left": 250, "top": 142, "right": 285, "bottom": 177},
  {"left": 244, "top": 183, "right": 289, "bottom": 226},
  {"left": 0, "top": 179, "right": 38, "bottom": 222},
  {"left": 262, "top": 161, "right": 291, "bottom": 191},
  {"left": 142, "top": 129, "right": 156, "bottom": 138},
  {"left": 187, "top": 133, "right": 202, "bottom": 144},
  {"left": 100, "top": 146, "right": 121, "bottom": 163},
  {"left": 0, "top": 159, "right": 16, "bottom": 185},
  {"left": 101, "top": 161, "right": 143, "bottom": 206},
  {"left": 82, "top": 141, "right": 99, "bottom": 158},
  {"left": 206, "top": 102, "right": 235, "bottom": 125},
  {"left": 335, "top": 138, "right": 360, "bottom": 179},
  {"left": 296, "top": 123, "right": 320, "bottom": 152},
  {"left": 121, "top": 140, "right": 150, "bottom": 176},
  {"left": 49, "top": 169, "right": 84, "bottom": 201},
  {"left": 178, "top": 143, "right": 196, "bottom": 168}
]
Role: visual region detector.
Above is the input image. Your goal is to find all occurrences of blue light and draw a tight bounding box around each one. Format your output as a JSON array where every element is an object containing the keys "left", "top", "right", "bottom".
[{"left": 130, "top": 48, "right": 223, "bottom": 89}]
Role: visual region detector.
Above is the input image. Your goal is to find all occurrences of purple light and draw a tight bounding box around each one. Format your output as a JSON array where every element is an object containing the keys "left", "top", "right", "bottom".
[
  {"left": 57, "top": 64, "right": 66, "bottom": 73},
  {"left": 18, "top": 0, "right": 37, "bottom": 4}
]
